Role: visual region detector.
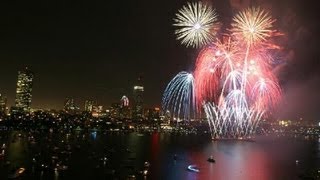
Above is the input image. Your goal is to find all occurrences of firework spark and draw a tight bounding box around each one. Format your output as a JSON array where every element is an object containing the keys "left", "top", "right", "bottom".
[
  {"left": 162, "top": 72, "right": 195, "bottom": 121},
  {"left": 231, "top": 7, "right": 274, "bottom": 45},
  {"left": 173, "top": 2, "right": 219, "bottom": 48},
  {"left": 165, "top": 6, "right": 282, "bottom": 139}
]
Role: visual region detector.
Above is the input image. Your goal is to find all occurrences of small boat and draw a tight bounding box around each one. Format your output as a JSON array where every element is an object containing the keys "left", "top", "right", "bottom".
[
  {"left": 144, "top": 161, "right": 151, "bottom": 168},
  {"left": 140, "top": 169, "right": 149, "bottom": 176},
  {"left": 52, "top": 156, "right": 59, "bottom": 160},
  {"left": 127, "top": 175, "right": 136, "bottom": 180},
  {"left": 207, "top": 156, "right": 215, "bottom": 163},
  {"left": 54, "top": 164, "right": 68, "bottom": 171},
  {"left": 58, "top": 165, "right": 68, "bottom": 171},
  {"left": 187, "top": 165, "right": 200, "bottom": 173},
  {"left": 8, "top": 168, "right": 25, "bottom": 179}
]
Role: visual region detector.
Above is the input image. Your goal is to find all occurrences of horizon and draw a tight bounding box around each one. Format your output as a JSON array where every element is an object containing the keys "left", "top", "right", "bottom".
[{"left": 0, "top": 0, "right": 319, "bottom": 120}]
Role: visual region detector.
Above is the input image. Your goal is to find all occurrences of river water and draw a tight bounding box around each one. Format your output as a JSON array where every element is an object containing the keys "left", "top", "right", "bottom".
[{"left": 0, "top": 131, "right": 319, "bottom": 180}]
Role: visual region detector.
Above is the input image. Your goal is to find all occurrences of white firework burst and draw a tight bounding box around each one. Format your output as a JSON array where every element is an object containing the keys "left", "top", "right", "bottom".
[
  {"left": 173, "top": 2, "right": 219, "bottom": 48},
  {"left": 231, "top": 7, "right": 274, "bottom": 45}
]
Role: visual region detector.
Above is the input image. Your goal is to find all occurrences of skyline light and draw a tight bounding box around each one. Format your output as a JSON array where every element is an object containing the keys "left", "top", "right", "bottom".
[
  {"left": 133, "top": 86, "right": 144, "bottom": 91},
  {"left": 0, "top": 68, "right": 152, "bottom": 111},
  {"left": 0, "top": 0, "right": 319, "bottom": 179},
  {"left": 0, "top": 0, "right": 318, "bottom": 119},
  {"left": 14, "top": 67, "right": 34, "bottom": 112}
]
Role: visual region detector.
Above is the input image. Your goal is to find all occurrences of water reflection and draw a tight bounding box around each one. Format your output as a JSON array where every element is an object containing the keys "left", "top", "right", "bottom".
[
  {"left": 54, "top": 169, "right": 59, "bottom": 180},
  {"left": 90, "top": 131, "right": 97, "bottom": 140},
  {"left": 0, "top": 131, "right": 319, "bottom": 179}
]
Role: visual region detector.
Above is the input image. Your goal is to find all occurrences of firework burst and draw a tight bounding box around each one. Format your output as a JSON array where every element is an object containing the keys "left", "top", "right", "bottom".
[
  {"left": 231, "top": 7, "right": 274, "bottom": 45},
  {"left": 164, "top": 6, "right": 283, "bottom": 139},
  {"left": 162, "top": 72, "right": 196, "bottom": 121},
  {"left": 173, "top": 2, "right": 219, "bottom": 48}
]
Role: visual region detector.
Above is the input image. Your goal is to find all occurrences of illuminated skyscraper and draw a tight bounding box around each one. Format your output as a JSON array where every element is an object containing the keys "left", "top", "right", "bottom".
[
  {"left": 85, "top": 100, "right": 96, "bottom": 112},
  {"left": 120, "top": 96, "right": 130, "bottom": 119},
  {"left": 0, "top": 93, "right": 7, "bottom": 113},
  {"left": 108, "top": 103, "right": 119, "bottom": 119},
  {"left": 14, "top": 67, "right": 34, "bottom": 112},
  {"left": 120, "top": 96, "right": 129, "bottom": 107},
  {"left": 133, "top": 77, "right": 144, "bottom": 119},
  {"left": 64, "top": 98, "right": 79, "bottom": 113}
]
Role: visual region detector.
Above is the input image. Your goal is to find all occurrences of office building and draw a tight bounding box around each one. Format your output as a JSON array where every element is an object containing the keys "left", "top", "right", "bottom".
[
  {"left": 64, "top": 98, "right": 79, "bottom": 113},
  {"left": 120, "top": 96, "right": 130, "bottom": 119},
  {"left": 0, "top": 93, "right": 7, "bottom": 113},
  {"left": 14, "top": 67, "right": 34, "bottom": 112},
  {"left": 85, "top": 100, "right": 96, "bottom": 112},
  {"left": 133, "top": 77, "right": 144, "bottom": 119},
  {"left": 110, "top": 103, "right": 120, "bottom": 119}
]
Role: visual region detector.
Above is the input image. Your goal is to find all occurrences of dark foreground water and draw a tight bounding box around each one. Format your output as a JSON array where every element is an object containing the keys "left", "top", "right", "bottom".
[{"left": 1, "top": 130, "right": 320, "bottom": 180}]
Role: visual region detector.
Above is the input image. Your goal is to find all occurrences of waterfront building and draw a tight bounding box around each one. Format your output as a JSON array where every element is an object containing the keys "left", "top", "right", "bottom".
[
  {"left": 120, "top": 96, "right": 130, "bottom": 119},
  {"left": 133, "top": 77, "right": 144, "bottom": 119},
  {"left": 0, "top": 94, "right": 7, "bottom": 113},
  {"left": 64, "top": 98, "right": 79, "bottom": 113},
  {"left": 85, "top": 100, "right": 96, "bottom": 112},
  {"left": 14, "top": 67, "right": 34, "bottom": 112}
]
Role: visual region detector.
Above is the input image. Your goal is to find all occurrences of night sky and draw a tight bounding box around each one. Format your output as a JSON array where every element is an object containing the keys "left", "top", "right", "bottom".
[{"left": 0, "top": 0, "right": 319, "bottom": 120}]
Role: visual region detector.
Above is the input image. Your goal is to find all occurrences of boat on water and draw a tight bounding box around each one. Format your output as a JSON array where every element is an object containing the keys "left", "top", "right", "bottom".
[
  {"left": 187, "top": 165, "right": 200, "bottom": 173},
  {"left": 137, "top": 133, "right": 144, "bottom": 137},
  {"left": 8, "top": 168, "right": 25, "bottom": 179},
  {"left": 144, "top": 161, "right": 151, "bottom": 168},
  {"left": 173, "top": 154, "right": 177, "bottom": 160},
  {"left": 207, "top": 156, "right": 215, "bottom": 163},
  {"left": 127, "top": 174, "right": 136, "bottom": 180},
  {"left": 55, "top": 164, "right": 68, "bottom": 171}
]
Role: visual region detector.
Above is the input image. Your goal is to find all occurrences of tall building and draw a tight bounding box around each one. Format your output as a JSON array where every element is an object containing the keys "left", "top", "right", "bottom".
[
  {"left": 14, "top": 67, "right": 34, "bottom": 112},
  {"left": 110, "top": 103, "right": 120, "bottom": 119},
  {"left": 92, "top": 105, "right": 105, "bottom": 117},
  {"left": 133, "top": 77, "right": 144, "bottom": 119},
  {"left": 0, "top": 93, "right": 7, "bottom": 113},
  {"left": 120, "top": 96, "right": 130, "bottom": 119},
  {"left": 64, "top": 98, "right": 79, "bottom": 113},
  {"left": 84, "top": 100, "right": 96, "bottom": 112},
  {"left": 145, "top": 107, "right": 160, "bottom": 121}
]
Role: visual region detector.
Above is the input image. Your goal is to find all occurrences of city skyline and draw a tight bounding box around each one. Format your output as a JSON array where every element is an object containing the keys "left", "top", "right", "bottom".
[
  {"left": 0, "top": 0, "right": 319, "bottom": 119},
  {"left": 0, "top": 66, "right": 155, "bottom": 110},
  {"left": 1, "top": 67, "right": 151, "bottom": 110}
]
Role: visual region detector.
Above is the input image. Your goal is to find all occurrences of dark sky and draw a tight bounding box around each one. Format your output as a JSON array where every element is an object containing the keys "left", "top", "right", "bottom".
[
  {"left": 0, "top": 0, "right": 194, "bottom": 109},
  {"left": 0, "top": 0, "right": 319, "bottom": 120}
]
